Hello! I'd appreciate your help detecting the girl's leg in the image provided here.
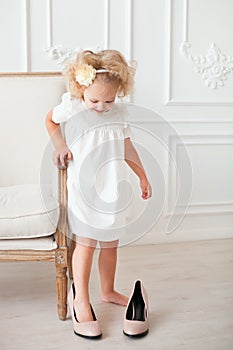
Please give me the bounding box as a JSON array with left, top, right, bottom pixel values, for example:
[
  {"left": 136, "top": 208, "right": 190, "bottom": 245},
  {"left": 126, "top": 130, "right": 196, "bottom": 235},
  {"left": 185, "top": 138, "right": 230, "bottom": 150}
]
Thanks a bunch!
[
  {"left": 98, "top": 240, "right": 128, "bottom": 306},
  {"left": 72, "top": 237, "right": 97, "bottom": 322}
]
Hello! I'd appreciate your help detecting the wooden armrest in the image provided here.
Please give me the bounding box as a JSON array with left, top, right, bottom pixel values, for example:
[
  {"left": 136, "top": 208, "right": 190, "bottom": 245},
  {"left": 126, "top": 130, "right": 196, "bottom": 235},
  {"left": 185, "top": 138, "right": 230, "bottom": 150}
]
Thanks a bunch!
[{"left": 56, "top": 167, "right": 67, "bottom": 247}]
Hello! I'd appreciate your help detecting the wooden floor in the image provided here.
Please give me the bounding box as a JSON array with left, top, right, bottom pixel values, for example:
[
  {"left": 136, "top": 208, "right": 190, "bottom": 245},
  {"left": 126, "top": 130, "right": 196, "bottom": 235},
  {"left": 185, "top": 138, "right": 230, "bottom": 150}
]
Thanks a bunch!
[{"left": 0, "top": 238, "right": 233, "bottom": 350}]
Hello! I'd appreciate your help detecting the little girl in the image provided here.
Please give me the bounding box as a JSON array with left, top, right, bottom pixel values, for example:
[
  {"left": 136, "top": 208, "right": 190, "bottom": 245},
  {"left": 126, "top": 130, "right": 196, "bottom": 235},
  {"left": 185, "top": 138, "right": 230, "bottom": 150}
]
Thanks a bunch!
[{"left": 46, "top": 49, "right": 152, "bottom": 339}]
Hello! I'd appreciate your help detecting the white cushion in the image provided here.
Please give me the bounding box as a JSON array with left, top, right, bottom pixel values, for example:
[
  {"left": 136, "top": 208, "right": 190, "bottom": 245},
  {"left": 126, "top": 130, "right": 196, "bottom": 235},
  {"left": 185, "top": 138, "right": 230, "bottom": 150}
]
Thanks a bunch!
[
  {"left": 0, "top": 235, "right": 57, "bottom": 250},
  {"left": 0, "top": 184, "right": 59, "bottom": 239}
]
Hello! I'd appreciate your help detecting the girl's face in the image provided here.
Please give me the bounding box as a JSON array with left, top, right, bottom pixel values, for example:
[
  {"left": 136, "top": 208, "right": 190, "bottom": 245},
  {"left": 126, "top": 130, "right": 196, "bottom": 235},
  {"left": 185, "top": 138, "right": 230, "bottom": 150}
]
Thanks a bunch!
[{"left": 83, "top": 79, "right": 119, "bottom": 114}]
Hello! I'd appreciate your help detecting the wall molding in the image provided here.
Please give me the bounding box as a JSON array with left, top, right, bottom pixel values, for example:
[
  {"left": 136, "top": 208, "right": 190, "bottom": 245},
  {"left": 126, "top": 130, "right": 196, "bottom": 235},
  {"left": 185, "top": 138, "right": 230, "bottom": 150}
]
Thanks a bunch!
[
  {"left": 180, "top": 0, "right": 233, "bottom": 90},
  {"left": 126, "top": 0, "right": 133, "bottom": 102},
  {"left": 165, "top": 0, "right": 233, "bottom": 106},
  {"left": 46, "top": 0, "right": 53, "bottom": 48},
  {"left": 135, "top": 119, "right": 233, "bottom": 124},
  {"left": 165, "top": 0, "right": 172, "bottom": 105},
  {"left": 180, "top": 46, "right": 233, "bottom": 90},
  {"left": 126, "top": 0, "right": 133, "bottom": 62},
  {"left": 0, "top": 72, "right": 61, "bottom": 77},
  {"left": 104, "top": 0, "right": 110, "bottom": 49},
  {"left": 133, "top": 228, "right": 233, "bottom": 245},
  {"left": 22, "top": 0, "right": 31, "bottom": 72},
  {"left": 166, "top": 133, "right": 233, "bottom": 216}
]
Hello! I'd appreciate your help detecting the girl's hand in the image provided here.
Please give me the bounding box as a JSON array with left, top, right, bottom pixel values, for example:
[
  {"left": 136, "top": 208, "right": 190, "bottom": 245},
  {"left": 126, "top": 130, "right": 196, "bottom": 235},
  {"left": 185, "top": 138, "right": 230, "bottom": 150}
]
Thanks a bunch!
[
  {"left": 140, "top": 177, "right": 152, "bottom": 200},
  {"left": 53, "top": 146, "right": 72, "bottom": 169}
]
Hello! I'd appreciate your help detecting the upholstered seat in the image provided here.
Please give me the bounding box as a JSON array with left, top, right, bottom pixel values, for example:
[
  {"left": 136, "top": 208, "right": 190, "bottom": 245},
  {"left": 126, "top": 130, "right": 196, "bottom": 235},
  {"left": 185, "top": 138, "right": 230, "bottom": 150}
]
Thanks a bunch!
[
  {"left": 0, "top": 184, "right": 59, "bottom": 240},
  {"left": 0, "top": 74, "right": 69, "bottom": 320}
]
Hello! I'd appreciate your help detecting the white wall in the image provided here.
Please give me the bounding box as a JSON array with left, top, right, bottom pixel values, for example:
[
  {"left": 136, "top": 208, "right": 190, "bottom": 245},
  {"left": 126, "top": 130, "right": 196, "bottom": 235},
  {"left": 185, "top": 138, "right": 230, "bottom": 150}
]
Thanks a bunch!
[{"left": 1, "top": 0, "right": 233, "bottom": 244}]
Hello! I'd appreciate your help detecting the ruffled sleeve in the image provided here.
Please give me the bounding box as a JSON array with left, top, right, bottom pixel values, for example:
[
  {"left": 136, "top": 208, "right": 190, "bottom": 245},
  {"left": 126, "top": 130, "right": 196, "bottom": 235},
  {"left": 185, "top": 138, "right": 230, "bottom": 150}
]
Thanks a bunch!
[{"left": 52, "top": 92, "right": 83, "bottom": 124}]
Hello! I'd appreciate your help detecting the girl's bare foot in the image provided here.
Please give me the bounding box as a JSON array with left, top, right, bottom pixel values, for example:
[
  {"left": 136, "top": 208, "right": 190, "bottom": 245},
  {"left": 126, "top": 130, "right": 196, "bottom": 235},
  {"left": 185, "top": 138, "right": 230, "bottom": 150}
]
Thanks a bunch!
[
  {"left": 101, "top": 291, "right": 129, "bottom": 306},
  {"left": 73, "top": 300, "right": 94, "bottom": 323}
]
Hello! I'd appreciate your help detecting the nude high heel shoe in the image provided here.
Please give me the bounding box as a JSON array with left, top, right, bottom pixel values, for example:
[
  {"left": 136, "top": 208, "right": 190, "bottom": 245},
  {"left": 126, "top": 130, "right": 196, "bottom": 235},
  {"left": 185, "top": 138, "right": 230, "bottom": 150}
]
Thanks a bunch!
[
  {"left": 123, "top": 280, "right": 149, "bottom": 337},
  {"left": 68, "top": 283, "right": 102, "bottom": 339}
]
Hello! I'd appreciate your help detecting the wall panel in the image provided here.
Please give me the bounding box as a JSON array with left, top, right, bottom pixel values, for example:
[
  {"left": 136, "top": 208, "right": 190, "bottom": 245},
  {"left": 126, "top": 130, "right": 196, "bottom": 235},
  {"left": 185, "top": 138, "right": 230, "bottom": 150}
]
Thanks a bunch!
[
  {"left": 166, "top": 0, "right": 233, "bottom": 105},
  {"left": 0, "top": 0, "right": 26, "bottom": 71},
  {"left": 1, "top": 0, "right": 232, "bottom": 244}
]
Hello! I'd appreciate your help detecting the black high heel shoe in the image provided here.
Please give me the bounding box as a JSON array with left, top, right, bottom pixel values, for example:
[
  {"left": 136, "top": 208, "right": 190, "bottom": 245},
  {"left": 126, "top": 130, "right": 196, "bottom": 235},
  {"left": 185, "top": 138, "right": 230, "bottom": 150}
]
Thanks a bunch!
[{"left": 123, "top": 280, "right": 149, "bottom": 337}]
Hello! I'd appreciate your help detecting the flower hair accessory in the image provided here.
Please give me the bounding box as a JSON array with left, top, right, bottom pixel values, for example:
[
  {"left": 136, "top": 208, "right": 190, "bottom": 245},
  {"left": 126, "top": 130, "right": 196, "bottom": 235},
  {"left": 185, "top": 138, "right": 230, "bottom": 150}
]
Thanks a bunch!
[{"left": 75, "top": 64, "right": 110, "bottom": 86}]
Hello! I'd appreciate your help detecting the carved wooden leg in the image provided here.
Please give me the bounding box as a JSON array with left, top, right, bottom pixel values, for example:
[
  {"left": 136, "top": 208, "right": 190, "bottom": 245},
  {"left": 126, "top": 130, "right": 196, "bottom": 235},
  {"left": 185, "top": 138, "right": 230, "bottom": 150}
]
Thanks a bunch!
[{"left": 55, "top": 247, "right": 68, "bottom": 320}]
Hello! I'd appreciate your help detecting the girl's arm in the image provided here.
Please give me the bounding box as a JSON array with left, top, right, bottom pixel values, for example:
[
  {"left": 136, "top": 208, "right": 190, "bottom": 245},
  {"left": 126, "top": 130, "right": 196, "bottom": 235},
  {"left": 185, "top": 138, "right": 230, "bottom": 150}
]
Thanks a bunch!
[
  {"left": 45, "top": 110, "right": 72, "bottom": 168},
  {"left": 124, "top": 137, "right": 152, "bottom": 200}
]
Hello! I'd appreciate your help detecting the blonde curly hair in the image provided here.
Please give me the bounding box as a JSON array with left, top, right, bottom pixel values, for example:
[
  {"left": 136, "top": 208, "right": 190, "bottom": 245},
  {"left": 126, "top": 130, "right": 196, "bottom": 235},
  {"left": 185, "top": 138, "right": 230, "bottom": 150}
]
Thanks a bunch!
[{"left": 64, "top": 49, "right": 136, "bottom": 98}]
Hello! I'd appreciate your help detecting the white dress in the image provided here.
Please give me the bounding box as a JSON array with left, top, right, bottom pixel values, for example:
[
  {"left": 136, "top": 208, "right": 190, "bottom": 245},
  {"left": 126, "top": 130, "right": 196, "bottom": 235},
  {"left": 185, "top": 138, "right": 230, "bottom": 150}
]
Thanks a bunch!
[{"left": 52, "top": 92, "right": 132, "bottom": 242}]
